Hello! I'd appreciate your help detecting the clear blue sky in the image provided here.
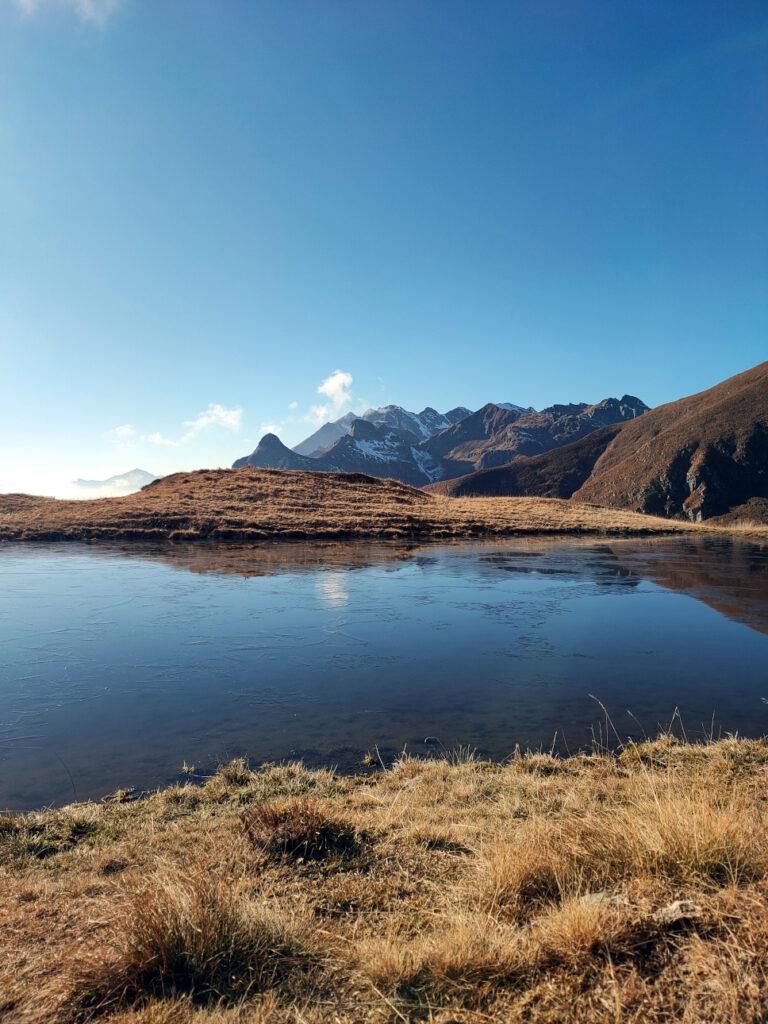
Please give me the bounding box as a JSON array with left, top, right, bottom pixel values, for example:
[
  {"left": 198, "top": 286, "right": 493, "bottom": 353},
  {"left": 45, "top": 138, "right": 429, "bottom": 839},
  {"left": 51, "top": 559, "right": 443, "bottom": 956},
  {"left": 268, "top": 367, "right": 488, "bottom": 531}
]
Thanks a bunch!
[{"left": 1, "top": 0, "right": 766, "bottom": 494}]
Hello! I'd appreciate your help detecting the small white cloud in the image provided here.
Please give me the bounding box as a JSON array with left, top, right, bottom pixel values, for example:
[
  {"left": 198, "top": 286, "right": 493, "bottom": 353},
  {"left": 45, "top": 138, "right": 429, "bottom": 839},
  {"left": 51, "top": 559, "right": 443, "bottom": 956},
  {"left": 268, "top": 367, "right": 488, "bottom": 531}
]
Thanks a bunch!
[
  {"left": 288, "top": 401, "right": 299, "bottom": 410},
  {"left": 308, "top": 369, "right": 355, "bottom": 426},
  {"left": 13, "top": 0, "right": 121, "bottom": 23},
  {"left": 318, "top": 369, "right": 353, "bottom": 408},
  {"left": 105, "top": 423, "right": 136, "bottom": 443}
]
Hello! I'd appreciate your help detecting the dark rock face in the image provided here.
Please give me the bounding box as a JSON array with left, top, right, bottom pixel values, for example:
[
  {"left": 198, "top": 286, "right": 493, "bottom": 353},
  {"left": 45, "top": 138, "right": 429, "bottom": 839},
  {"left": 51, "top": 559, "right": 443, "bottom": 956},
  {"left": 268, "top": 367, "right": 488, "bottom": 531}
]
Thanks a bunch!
[
  {"left": 233, "top": 435, "right": 318, "bottom": 471},
  {"left": 638, "top": 424, "right": 768, "bottom": 521},
  {"left": 468, "top": 397, "right": 650, "bottom": 469},
  {"left": 425, "top": 425, "right": 624, "bottom": 498}
]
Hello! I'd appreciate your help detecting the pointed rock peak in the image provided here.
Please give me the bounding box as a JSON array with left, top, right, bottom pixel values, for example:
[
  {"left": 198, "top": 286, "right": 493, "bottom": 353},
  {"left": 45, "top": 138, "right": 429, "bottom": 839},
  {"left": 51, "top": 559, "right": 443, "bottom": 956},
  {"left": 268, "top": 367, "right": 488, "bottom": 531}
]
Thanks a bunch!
[
  {"left": 256, "top": 432, "right": 292, "bottom": 452},
  {"left": 620, "top": 395, "right": 649, "bottom": 410}
]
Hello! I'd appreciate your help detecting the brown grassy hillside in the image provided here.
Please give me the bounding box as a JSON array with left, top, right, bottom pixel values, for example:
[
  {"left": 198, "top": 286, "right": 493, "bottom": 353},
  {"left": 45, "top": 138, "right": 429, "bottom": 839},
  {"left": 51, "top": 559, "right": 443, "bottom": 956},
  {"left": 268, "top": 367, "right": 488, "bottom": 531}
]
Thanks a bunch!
[
  {"left": 574, "top": 361, "right": 768, "bottom": 520},
  {"left": 4, "top": 737, "right": 768, "bottom": 1023},
  {"left": 430, "top": 363, "right": 768, "bottom": 524},
  {"left": 0, "top": 467, "right": 695, "bottom": 542}
]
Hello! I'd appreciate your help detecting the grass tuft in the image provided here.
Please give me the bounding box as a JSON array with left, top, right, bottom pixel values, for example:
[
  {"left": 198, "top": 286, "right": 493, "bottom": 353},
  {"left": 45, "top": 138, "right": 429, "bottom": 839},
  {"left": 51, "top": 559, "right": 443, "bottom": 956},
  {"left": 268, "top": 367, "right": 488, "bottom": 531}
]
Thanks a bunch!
[
  {"left": 70, "top": 869, "right": 319, "bottom": 1015},
  {"left": 242, "top": 798, "right": 361, "bottom": 862}
]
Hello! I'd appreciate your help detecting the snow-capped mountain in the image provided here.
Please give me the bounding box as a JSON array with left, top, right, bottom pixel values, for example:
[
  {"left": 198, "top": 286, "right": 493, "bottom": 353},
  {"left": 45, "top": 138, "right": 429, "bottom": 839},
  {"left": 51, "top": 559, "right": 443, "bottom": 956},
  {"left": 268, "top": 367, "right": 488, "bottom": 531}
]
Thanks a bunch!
[
  {"left": 292, "top": 404, "right": 471, "bottom": 457},
  {"left": 234, "top": 421, "right": 442, "bottom": 485},
  {"left": 496, "top": 402, "right": 536, "bottom": 413},
  {"left": 232, "top": 397, "right": 648, "bottom": 487},
  {"left": 292, "top": 412, "right": 360, "bottom": 457}
]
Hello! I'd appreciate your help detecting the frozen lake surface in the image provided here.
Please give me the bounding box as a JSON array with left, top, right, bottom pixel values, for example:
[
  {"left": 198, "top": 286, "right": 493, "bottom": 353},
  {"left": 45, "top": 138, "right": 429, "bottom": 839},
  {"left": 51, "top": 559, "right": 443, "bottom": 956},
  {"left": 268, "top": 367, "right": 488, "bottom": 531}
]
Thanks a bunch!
[{"left": 1, "top": 535, "right": 767, "bottom": 809}]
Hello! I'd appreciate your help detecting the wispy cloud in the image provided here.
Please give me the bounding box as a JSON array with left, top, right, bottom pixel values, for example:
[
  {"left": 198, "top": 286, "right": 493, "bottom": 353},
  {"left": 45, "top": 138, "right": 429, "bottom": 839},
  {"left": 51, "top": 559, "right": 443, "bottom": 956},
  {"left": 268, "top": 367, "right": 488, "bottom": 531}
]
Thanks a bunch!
[
  {"left": 182, "top": 403, "right": 242, "bottom": 440},
  {"left": 145, "top": 404, "right": 243, "bottom": 447},
  {"left": 12, "top": 0, "right": 122, "bottom": 24},
  {"left": 308, "top": 369, "right": 355, "bottom": 426},
  {"left": 105, "top": 423, "right": 136, "bottom": 444},
  {"left": 106, "top": 405, "right": 242, "bottom": 449},
  {"left": 145, "top": 431, "right": 180, "bottom": 448}
]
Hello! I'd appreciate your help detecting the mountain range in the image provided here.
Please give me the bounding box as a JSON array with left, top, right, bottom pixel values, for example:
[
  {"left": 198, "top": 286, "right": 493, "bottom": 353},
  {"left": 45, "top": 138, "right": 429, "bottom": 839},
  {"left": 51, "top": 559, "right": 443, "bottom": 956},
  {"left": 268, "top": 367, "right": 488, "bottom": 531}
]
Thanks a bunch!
[
  {"left": 293, "top": 404, "right": 473, "bottom": 457},
  {"left": 428, "top": 362, "right": 768, "bottom": 523},
  {"left": 233, "top": 397, "right": 648, "bottom": 487}
]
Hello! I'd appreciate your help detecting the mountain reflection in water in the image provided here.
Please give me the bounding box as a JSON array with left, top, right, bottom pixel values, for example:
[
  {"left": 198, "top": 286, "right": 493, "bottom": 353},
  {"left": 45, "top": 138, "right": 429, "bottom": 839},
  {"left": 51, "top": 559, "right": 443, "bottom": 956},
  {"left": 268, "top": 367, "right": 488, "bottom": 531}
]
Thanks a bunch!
[{"left": 0, "top": 535, "right": 766, "bottom": 809}]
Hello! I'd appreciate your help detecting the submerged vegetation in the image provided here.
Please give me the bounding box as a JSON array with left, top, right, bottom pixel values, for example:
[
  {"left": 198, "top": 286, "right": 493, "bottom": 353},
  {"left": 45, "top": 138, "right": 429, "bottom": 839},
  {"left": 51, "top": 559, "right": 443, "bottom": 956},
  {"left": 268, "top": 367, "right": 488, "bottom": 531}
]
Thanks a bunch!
[{"left": 4, "top": 736, "right": 768, "bottom": 1022}]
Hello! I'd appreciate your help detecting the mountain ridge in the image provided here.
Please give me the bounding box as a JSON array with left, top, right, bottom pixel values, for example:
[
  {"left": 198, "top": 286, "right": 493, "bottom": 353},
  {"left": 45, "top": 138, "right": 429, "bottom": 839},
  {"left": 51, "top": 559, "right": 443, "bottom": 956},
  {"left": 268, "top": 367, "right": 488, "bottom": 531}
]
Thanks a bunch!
[
  {"left": 429, "top": 363, "right": 768, "bottom": 523},
  {"left": 234, "top": 397, "right": 646, "bottom": 486},
  {"left": 292, "top": 404, "right": 472, "bottom": 457}
]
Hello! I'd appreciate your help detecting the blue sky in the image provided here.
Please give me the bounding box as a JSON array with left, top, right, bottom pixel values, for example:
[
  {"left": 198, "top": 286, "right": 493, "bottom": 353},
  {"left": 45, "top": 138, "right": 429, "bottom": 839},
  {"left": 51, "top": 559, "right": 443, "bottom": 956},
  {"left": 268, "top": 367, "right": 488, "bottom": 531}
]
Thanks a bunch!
[{"left": 1, "top": 0, "right": 766, "bottom": 494}]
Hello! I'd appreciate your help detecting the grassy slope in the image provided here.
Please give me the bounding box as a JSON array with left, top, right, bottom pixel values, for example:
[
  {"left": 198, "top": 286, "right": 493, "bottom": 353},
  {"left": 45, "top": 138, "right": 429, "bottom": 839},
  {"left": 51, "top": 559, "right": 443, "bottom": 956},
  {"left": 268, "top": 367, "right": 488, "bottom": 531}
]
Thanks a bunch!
[
  {"left": 574, "top": 361, "right": 768, "bottom": 516},
  {"left": 4, "top": 737, "right": 768, "bottom": 1023},
  {"left": 0, "top": 467, "right": 699, "bottom": 542}
]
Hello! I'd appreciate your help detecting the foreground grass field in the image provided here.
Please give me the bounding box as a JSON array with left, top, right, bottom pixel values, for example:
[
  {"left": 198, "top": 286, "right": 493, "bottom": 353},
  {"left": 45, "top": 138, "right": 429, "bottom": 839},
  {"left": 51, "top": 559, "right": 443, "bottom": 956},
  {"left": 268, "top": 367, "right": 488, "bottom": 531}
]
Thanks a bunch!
[
  {"left": 0, "top": 467, "right": 703, "bottom": 543},
  {"left": 4, "top": 737, "right": 768, "bottom": 1023}
]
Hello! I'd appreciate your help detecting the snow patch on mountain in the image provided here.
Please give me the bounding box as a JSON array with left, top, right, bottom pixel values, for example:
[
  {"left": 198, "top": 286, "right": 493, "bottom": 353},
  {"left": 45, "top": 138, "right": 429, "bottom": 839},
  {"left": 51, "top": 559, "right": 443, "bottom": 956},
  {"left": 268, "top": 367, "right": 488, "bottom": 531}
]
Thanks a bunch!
[
  {"left": 496, "top": 403, "right": 535, "bottom": 413},
  {"left": 411, "top": 448, "right": 444, "bottom": 482}
]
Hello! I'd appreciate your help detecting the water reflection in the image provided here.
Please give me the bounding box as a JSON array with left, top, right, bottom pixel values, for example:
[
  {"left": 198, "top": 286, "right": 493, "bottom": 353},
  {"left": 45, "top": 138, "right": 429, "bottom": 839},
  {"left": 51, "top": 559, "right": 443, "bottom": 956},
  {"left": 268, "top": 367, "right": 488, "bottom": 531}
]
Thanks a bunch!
[
  {"left": 0, "top": 535, "right": 766, "bottom": 810},
  {"left": 315, "top": 572, "right": 349, "bottom": 608},
  {"left": 64, "top": 534, "right": 768, "bottom": 635}
]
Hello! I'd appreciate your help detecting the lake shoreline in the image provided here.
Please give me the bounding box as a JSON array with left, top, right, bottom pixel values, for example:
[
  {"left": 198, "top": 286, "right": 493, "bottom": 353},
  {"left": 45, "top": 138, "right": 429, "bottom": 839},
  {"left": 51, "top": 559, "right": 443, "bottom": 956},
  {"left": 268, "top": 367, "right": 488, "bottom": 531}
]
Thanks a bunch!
[{"left": 0, "top": 465, "right": 732, "bottom": 545}]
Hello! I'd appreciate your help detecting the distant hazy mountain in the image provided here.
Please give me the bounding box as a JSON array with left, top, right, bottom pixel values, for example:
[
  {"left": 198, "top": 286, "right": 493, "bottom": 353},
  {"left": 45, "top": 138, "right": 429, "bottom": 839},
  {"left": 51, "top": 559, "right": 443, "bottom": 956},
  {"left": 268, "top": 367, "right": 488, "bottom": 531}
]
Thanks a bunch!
[
  {"left": 234, "top": 396, "right": 647, "bottom": 487},
  {"left": 292, "top": 404, "right": 471, "bottom": 457},
  {"left": 72, "top": 469, "right": 158, "bottom": 497}
]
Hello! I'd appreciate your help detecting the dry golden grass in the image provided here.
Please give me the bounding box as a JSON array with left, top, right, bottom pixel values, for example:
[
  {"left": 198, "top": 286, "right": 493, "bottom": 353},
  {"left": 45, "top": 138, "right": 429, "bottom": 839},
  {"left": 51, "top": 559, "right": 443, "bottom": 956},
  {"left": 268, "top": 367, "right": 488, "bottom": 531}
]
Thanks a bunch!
[
  {"left": 241, "top": 798, "right": 360, "bottom": 862},
  {"left": 4, "top": 738, "right": 768, "bottom": 1022},
  {"left": 0, "top": 467, "right": 704, "bottom": 543}
]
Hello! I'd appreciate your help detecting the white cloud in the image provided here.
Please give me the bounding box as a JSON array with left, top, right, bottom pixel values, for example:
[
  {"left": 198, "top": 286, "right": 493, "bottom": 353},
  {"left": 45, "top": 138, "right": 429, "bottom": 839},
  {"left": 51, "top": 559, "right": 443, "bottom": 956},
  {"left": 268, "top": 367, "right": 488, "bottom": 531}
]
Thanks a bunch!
[
  {"left": 309, "top": 369, "right": 355, "bottom": 426},
  {"left": 181, "top": 403, "right": 242, "bottom": 442},
  {"left": 105, "top": 423, "right": 136, "bottom": 443},
  {"left": 318, "top": 369, "right": 353, "bottom": 407},
  {"left": 12, "top": 0, "right": 121, "bottom": 23},
  {"left": 146, "top": 431, "right": 180, "bottom": 448},
  {"left": 259, "top": 423, "right": 282, "bottom": 437},
  {"left": 288, "top": 401, "right": 299, "bottom": 410}
]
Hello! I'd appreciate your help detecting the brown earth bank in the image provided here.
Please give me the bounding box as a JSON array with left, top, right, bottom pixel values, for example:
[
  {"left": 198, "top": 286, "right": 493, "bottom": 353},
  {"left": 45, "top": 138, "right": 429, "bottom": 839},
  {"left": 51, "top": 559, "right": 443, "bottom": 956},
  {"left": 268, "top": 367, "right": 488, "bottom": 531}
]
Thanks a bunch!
[
  {"left": 0, "top": 467, "right": 699, "bottom": 543},
  {"left": 4, "top": 737, "right": 768, "bottom": 1023},
  {"left": 428, "top": 361, "right": 768, "bottom": 523}
]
